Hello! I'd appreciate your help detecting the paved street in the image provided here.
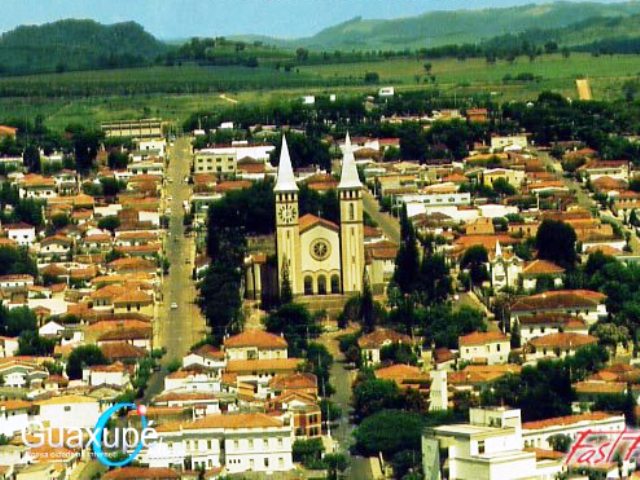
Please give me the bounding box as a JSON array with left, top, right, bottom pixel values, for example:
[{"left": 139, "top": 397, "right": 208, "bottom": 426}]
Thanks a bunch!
[
  {"left": 146, "top": 137, "right": 206, "bottom": 400},
  {"left": 363, "top": 189, "right": 400, "bottom": 244},
  {"left": 156, "top": 136, "right": 206, "bottom": 360}
]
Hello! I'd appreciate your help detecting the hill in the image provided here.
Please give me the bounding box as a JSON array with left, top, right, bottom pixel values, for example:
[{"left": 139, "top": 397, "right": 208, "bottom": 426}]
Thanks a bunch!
[
  {"left": 232, "top": 1, "right": 640, "bottom": 51},
  {"left": 0, "top": 19, "right": 168, "bottom": 75}
]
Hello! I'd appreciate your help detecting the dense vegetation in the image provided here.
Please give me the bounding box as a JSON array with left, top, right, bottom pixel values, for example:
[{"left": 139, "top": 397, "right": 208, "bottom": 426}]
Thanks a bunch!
[{"left": 0, "top": 19, "right": 167, "bottom": 75}]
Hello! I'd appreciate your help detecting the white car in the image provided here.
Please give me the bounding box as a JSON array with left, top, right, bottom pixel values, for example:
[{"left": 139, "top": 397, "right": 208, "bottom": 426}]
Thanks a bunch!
[{"left": 170, "top": 302, "right": 178, "bottom": 309}]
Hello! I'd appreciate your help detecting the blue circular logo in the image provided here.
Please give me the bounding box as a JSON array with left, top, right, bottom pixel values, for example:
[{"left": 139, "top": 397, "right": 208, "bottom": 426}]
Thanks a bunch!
[{"left": 92, "top": 402, "right": 149, "bottom": 468}]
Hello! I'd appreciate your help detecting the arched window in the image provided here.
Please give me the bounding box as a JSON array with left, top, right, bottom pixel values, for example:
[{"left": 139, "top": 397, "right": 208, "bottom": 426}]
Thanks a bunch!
[
  {"left": 304, "top": 276, "right": 313, "bottom": 295},
  {"left": 317, "top": 275, "right": 327, "bottom": 295},
  {"left": 349, "top": 203, "right": 355, "bottom": 221},
  {"left": 331, "top": 274, "right": 340, "bottom": 294}
]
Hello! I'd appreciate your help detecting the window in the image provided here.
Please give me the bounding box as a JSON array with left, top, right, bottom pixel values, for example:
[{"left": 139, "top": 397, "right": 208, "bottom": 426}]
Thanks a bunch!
[
  {"left": 478, "top": 441, "right": 485, "bottom": 454},
  {"left": 496, "top": 344, "right": 501, "bottom": 352},
  {"left": 249, "top": 439, "right": 254, "bottom": 449},
  {"left": 264, "top": 458, "right": 269, "bottom": 468},
  {"left": 64, "top": 406, "right": 71, "bottom": 412}
]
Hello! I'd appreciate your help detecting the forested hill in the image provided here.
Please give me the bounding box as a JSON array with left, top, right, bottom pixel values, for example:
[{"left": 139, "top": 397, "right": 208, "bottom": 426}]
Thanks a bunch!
[
  {"left": 0, "top": 19, "right": 168, "bottom": 75},
  {"left": 234, "top": 1, "right": 640, "bottom": 50}
]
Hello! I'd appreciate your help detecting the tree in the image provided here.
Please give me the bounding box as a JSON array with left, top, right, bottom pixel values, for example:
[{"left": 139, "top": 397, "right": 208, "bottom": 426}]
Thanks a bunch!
[
  {"left": 107, "top": 151, "right": 129, "bottom": 169},
  {"left": 0, "top": 246, "right": 38, "bottom": 277},
  {"left": 352, "top": 377, "right": 401, "bottom": 421},
  {"left": 535, "top": 219, "right": 577, "bottom": 269},
  {"left": 67, "top": 125, "right": 103, "bottom": 171},
  {"left": 591, "top": 323, "right": 630, "bottom": 352},
  {"left": 17, "top": 331, "right": 55, "bottom": 356},
  {"left": 492, "top": 178, "right": 516, "bottom": 196},
  {"left": 360, "top": 274, "right": 375, "bottom": 333},
  {"left": 324, "top": 453, "right": 348, "bottom": 480},
  {"left": 353, "top": 409, "right": 426, "bottom": 457},
  {"left": 417, "top": 252, "right": 451, "bottom": 305},
  {"left": 264, "top": 303, "right": 321, "bottom": 357},
  {"left": 198, "top": 260, "right": 243, "bottom": 343},
  {"left": 393, "top": 205, "right": 420, "bottom": 294},
  {"left": 2, "top": 306, "right": 37, "bottom": 336},
  {"left": 292, "top": 438, "right": 323, "bottom": 467},
  {"left": 66, "top": 345, "right": 109, "bottom": 379},
  {"left": 280, "top": 262, "right": 293, "bottom": 305},
  {"left": 23, "top": 144, "right": 40, "bottom": 172},
  {"left": 50, "top": 213, "right": 70, "bottom": 231},
  {"left": 303, "top": 342, "right": 334, "bottom": 396},
  {"left": 460, "top": 245, "right": 489, "bottom": 286},
  {"left": 98, "top": 215, "right": 120, "bottom": 232},
  {"left": 421, "top": 305, "right": 485, "bottom": 349},
  {"left": 364, "top": 72, "right": 380, "bottom": 84},
  {"left": 548, "top": 434, "right": 572, "bottom": 453}
]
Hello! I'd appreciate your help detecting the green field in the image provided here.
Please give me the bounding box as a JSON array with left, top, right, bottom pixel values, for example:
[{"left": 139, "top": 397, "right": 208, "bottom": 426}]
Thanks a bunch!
[{"left": 1, "top": 53, "right": 638, "bottom": 131}]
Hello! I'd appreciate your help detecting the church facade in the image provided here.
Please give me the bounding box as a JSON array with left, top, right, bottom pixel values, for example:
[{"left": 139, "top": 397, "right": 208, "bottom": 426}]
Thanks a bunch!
[{"left": 274, "top": 134, "right": 365, "bottom": 297}]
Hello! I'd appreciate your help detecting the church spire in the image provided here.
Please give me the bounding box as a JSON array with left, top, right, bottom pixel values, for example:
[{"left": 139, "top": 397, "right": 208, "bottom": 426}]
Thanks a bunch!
[
  {"left": 338, "top": 131, "right": 363, "bottom": 190},
  {"left": 274, "top": 134, "right": 298, "bottom": 192}
]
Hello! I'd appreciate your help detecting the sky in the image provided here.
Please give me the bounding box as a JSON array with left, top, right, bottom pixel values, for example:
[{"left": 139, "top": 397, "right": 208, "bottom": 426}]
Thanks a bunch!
[{"left": 0, "top": 0, "right": 630, "bottom": 39}]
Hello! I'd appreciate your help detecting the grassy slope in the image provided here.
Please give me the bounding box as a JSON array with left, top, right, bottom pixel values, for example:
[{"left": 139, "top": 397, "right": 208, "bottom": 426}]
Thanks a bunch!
[
  {"left": 233, "top": 1, "right": 640, "bottom": 50},
  {"left": 0, "top": 53, "right": 638, "bottom": 131}
]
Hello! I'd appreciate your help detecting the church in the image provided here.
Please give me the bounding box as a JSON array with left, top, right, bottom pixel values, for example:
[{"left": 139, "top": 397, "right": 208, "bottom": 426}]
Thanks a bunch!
[{"left": 274, "top": 133, "right": 365, "bottom": 297}]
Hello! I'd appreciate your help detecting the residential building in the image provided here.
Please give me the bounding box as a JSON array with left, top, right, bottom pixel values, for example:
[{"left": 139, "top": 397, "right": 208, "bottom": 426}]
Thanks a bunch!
[
  {"left": 358, "top": 328, "right": 413, "bottom": 366},
  {"left": 223, "top": 330, "right": 288, "bottom": 361},
  {"left": 526, "top": 332, "right": 598, "bottom": 362},
  {"left": 459, "top": 332, "right": 511, "bottom": 365},
  {"left": 511, "top": 290, "right": 607, "bottom": 325},
  {"left": 101, "top": 119, "right": 163, "bottom": 139},
  {"left": 0, "top": 400, "right": 31, "bottom": 437},
  {"left": 521, "top": 412, "right": 625, "bottom": 450},
  {"left": 142, "top": 413, "right": 294, "bottom": 473},
  {"left": 4, "top": 223, "right": 37, "bottom": 246},
  {"left": 423, "top": 407, "right": 564, "bottom": 480}
]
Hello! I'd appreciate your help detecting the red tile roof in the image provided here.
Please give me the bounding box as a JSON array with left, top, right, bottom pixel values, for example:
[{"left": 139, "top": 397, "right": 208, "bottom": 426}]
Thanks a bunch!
[{"left": 224, "top": 330, "right": 287, "bottom": 349}]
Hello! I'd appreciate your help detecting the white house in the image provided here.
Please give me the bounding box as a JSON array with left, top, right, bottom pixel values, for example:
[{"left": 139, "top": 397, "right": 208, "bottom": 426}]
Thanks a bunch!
[
  {"left": 4, "top": 223, "right": 36, "bottom": 246},
  {"left": 357, "top": 328, "right": 414, "bottom": 367},
  {"left": 34, "top": 395, "right": 101, "bottom": 429},
  {"left": 183, "top": 344, "right": 226, "bottom": 374},
  {"left": 164, "top": 368, "right": 222, "bottom": 393},
  {"left": 0, "top": 336, "right": 19, "bottom": 358},
  {"left": 137, "top": 139, "right": 166, "bottom": 159},
  {"left": 0, "top": 400, "right": 31, "bottom": 437},
  {"left": 0, "top": 274, "right": 34, "bottom": 290},
  {"left": 522, "top": 411, "right": 625, "bottom": 450},
  {"left": 0, "top": 361, "right": 48, "bottom": 388},
  {"left": 517, "top": 314, "right": 589, "bottom": 345},
  {"left": 38, "top": 321, "right": 65, "bottom": 338},
  {"left": 423, "top": 407, "right": 564, "bottom": 480},
  {"left": 459, "top": 331, "right": 510, "bottom": 365},
  {"left": 142, "top": 412, "right": 294, "bottom": 474},
  {"left": 490, "top": 134, "right": 529, "bottom": 152},
  {"left": 223, "top": 330, "right": 288, "bottom": 361},
  {"left": 84, "top": 362, "right": 131, "bottom": 388}
]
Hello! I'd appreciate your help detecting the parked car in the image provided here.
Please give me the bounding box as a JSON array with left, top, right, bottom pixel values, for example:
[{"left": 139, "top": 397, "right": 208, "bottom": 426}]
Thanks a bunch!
[{"left": 170, "top": 302, "right": 178, "bottom": 309}]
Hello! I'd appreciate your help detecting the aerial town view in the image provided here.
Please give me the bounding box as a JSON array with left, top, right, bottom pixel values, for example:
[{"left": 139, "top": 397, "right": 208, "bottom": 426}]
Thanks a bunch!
[{"left": 2, "top": 0, "right": 640, "bottom": 478}]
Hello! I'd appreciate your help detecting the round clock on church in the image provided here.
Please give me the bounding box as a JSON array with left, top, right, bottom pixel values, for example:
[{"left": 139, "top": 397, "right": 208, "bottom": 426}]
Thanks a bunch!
[
  {"left": 277, "top": 205, "right": 297, "bottom": 223},
  {"left": 310, "top": 239, "right": 331, "bottom": 261}
]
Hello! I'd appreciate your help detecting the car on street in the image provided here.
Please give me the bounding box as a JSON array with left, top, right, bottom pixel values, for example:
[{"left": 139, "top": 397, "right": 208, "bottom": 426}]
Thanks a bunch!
[{"left": 170, "top": 302, "right": 178, "bottom": 309}]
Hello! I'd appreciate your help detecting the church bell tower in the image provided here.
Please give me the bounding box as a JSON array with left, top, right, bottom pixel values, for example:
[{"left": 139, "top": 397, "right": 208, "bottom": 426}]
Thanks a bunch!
[
  {"left": 339, "top": 133, "right": 365, "bottom": 294},
  {"left": 274, "top": 135, "right": 303, "bottom": 296}
]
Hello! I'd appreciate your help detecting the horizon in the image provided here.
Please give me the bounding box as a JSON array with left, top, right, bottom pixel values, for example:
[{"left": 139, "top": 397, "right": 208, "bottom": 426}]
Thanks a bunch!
[{"left": 1, "top": 0, "right": 634, "bottom": 40}]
